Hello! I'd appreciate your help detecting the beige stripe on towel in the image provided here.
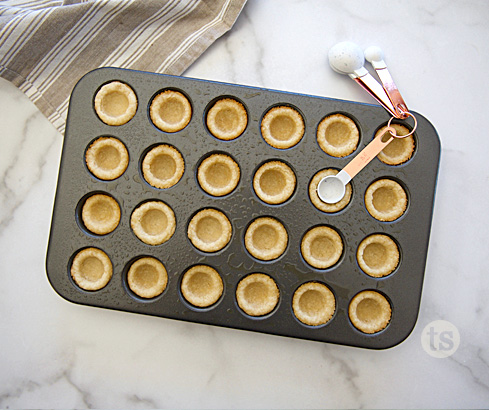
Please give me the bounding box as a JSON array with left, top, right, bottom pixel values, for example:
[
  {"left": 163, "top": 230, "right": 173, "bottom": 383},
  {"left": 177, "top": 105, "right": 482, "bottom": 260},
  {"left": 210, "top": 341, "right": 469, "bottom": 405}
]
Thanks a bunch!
[{"left": 0, "top": 0, "right": 247, "bottom": 134}]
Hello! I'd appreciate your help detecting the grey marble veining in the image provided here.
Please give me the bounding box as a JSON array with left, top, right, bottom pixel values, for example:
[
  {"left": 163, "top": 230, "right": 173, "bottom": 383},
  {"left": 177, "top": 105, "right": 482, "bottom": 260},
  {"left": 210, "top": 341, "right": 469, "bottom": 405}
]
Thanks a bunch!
[{"left": 1, "top": 0, "right": 489, "bottom": 408}]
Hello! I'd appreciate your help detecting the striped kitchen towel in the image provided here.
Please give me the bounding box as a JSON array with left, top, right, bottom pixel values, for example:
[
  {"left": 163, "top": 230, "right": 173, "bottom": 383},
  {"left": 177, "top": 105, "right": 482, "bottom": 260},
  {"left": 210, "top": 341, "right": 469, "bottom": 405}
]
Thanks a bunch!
[{"left": 0, "top": 0, "right": 247, "bottom": 134}]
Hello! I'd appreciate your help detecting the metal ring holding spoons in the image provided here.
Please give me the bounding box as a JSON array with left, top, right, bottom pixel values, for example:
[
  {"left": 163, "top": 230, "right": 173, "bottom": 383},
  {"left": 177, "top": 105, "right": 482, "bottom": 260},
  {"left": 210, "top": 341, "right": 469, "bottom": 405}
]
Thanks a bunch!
[{"left": 387, "top": 110, "right": 417, "bottom": 138}]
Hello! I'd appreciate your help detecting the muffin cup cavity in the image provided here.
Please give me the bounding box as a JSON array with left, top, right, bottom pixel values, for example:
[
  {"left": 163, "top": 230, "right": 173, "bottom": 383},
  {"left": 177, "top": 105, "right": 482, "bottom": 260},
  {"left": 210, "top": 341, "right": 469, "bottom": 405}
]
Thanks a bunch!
[
  {"left": 197, "top": 152, "right": 240, "bottom": 197},
  {"left": 206, "top": 97, "right": 248, "bottom": 140},
  {"left": 180, "top": 265, "right": 224, "bottom": 308},
  {"left": 131, "top": 200, "right": 176, "bottom": 246},
  {"left": 141, "top": 144, "right": 185, "bottom": 189},
  {"left": 261, "top": 105, "right": 304, "bottom": 149},
  {"left": 349, "top": 290, "right": 392, "bottom": 334},
  {"left": 70, "top": 247, "right": 112, "bottom": 291},
  {"left": 292, "top": 282, "right": 336, "bottom": 326},
  {"left": 94, "top": 81, "right": 137, "bottom": 126},
  {"left": 317, "top": 113, "right": 359, "bottom": 157},
  {"left": 365, "top": 178, "right": 408, "bottom": 222}
]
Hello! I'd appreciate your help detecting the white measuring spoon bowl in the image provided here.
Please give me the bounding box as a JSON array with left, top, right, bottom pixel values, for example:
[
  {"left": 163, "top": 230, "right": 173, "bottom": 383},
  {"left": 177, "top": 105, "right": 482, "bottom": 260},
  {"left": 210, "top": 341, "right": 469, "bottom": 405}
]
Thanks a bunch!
[
  {"left": 317, "top": 170, "right": 351, "bottom": 204},
  {"left": 328, "top": 41, "right": 367, "bottom": 77},
  {"left": 364, "top": 46, "right": 386, "bottom": 69}
]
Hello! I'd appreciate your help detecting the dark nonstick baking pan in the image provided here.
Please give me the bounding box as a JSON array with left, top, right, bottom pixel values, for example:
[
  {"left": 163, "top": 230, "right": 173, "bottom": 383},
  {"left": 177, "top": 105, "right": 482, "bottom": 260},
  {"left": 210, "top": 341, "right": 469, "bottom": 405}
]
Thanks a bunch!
[{"left": 46, "top": 67, "right": 440, "bottom": 349}]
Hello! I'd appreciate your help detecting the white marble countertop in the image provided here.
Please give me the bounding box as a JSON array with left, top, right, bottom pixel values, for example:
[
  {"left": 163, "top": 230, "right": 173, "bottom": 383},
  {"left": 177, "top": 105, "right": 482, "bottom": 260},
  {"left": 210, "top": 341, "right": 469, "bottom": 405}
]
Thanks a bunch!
[{"left": 1, "top": 0, "right": 488, "bottom": 408}]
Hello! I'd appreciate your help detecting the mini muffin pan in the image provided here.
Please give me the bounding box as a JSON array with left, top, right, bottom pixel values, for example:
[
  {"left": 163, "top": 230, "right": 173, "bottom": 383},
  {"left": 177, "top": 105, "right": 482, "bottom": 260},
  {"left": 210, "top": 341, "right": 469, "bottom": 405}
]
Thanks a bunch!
[{"left": 46, "top": 67, "right": 440, "bottom": 349}]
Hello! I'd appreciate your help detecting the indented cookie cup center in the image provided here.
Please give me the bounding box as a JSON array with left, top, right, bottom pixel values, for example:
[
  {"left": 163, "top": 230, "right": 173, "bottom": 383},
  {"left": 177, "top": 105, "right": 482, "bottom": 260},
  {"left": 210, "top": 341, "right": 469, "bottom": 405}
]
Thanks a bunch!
[
  {"left": 260, "top": 169, "right": 285, "bottom": 196},
  {"left": 80, "top": 256, "right": 104, "bottom": 282},
  {"left": 363, "top": 243, "right": 387, "bottom": 268},
  {"left": 158, "top": 98, "right": 186, "bottom": 125},
  {"left": 252, "top": 224, "right": 279, "bottom": 250},
  {"left": 95, "top": 145, "right": 121, "bottom": 170},
  {"left": 102, "top": 91, "right": 129, "bottom": 117},
  {"left": 151, "top": 154, "right": 176, "bottom": 181},
  {"left": 270, "top": 115, "right": 295, "bottom": 140},
  {"left": 372, "top": 187, "right": 397, "bottom": 212},
  {"left": 141, "top": 209, "right": 168, "bottom": 236},
  {"left": 196, "top": 216, "right": 223, "bottom": 244}
]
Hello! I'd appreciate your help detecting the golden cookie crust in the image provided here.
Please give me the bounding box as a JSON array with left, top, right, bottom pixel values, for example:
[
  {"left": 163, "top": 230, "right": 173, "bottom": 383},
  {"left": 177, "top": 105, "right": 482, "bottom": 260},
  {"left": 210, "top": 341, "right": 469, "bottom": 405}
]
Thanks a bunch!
[
  {"left": 261, "top": 106, "right": 304, "bottom": 149},
  {"left": 301, "top": 226, "right": 343, "bottom": 269},
  {"left": 292, "top": 282, "right": 335, "bottom": 326},
  {"left": 181, "top": 265, "right": 223, "bottom": 308},
  {"left": 206, "top": 98, "right": 247, "bottom": 140},
  {"left": 130, "top": 201, "right": 176, "bottom": 245},
  {"left": 85, "top": 137, "right": 129, "bottom": 181},
  {"left": 94, "top": 81, "right": 137, "bottom": 126},
  {"left": 71, "top": 247, "right": 112, "bottom": 291},
  {"left": 142, "top": 144, "right": 184, "bottom": 189},
  {"left": 349, "top": 290, "right": 392, "bottom": 334},
  {"left": 187, "top": 208, "right": 232, "bottom": 253},
  {"left": 197, "top": 153, "right": 240, "bottom": 197},
  {"left": 253, "top": 160, "right": 296, "bottom": 205},
  {"left": 309, "top": 168, "right": 352, "bottom": 213},
  {"left": 376, "top": 124, "right": 415, "bottom": 165},
  {"left": 81, "top": 193, "right": 120, "bottom": 235},
  {"left": 317, "top": 114, "right": 359, "bottom": 157},
  {"left": 244, "top": 217, "right": 288, "bottom": 261},
  {"left": 236, "top": 273, "right": 280, "bottom": 316},
  {"left": 127, "top": 257, "right": 168, "bottom": 299},
  {"left": 365, "top": 179, "right": 407, "bottom": 222},
  {"left": 150, "top": 90, "right": 192, "bottom": 132},
  {"left": 357, "top": 234, "right": 399, "bottom": 277}
]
